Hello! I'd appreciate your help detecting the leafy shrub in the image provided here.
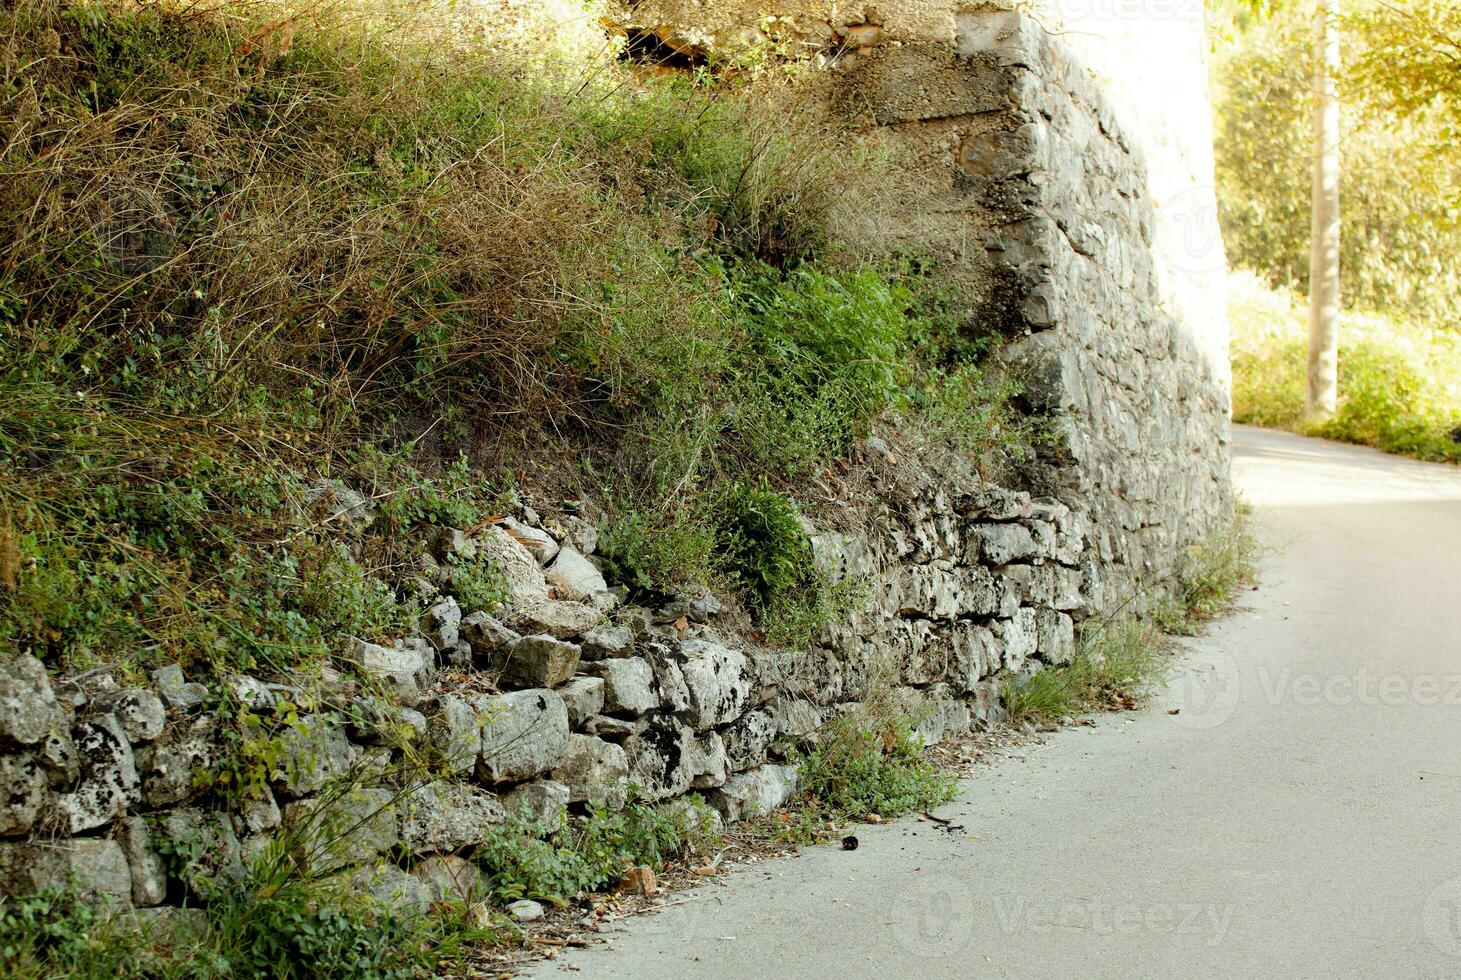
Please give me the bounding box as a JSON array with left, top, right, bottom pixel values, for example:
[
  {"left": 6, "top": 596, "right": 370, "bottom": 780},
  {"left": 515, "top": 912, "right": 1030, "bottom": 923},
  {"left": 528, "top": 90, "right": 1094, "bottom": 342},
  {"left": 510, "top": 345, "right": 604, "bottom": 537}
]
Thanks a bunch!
[
  {"left": 795, "top": 712, "right": 956, "bottom": 818},
  {"left": 716, "top": 481, "right": 808, "bottom": 608},
  {"left": 0, "top": 887, "right": 146, "bottom": 979},
  {"left": 596, "top": 505, "right": 717, "bottom": 596},
  {"left": 476, "top": 792, "right": 718, "bottom": 904}
]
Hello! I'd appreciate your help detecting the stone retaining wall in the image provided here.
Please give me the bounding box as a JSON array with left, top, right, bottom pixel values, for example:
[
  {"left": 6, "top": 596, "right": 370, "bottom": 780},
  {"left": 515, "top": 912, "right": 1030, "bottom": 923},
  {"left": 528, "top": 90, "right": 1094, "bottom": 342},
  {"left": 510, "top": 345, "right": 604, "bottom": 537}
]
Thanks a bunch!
[{"left": 0, "top": 452, "right": 1090, "bottom": 911}]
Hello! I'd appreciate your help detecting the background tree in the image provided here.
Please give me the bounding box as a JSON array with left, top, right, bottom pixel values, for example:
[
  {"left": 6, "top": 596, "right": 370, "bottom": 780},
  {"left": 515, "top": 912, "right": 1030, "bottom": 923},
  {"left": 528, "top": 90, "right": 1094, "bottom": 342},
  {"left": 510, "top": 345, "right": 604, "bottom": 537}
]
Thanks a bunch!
[{"left": 1308, "top": 0, "right": 1341, "bottom": 422}]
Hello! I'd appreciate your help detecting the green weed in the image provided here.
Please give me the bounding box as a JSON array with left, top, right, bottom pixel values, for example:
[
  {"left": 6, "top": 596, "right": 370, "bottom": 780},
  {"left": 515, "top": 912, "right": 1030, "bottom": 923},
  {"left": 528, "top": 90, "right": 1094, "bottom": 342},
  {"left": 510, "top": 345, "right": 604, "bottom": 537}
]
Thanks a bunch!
[
  {"left": 1004, "top": 618, "right": 1172, "bottom": 723},
  {"left": 794, "top": 711, "right": 957, "bottom": 820},
  {"left": 475, "top": 792, "right": 719, "bottom": 905}
]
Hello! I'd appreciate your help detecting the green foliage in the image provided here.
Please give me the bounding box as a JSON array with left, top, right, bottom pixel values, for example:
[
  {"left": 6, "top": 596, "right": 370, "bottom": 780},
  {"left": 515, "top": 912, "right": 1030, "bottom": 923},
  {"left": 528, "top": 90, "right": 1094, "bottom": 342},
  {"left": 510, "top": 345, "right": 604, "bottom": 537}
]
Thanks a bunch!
[
  {"left": 761, "top": 576, "right": 868, "bottom": 651},
  {"left": 1170, "top": 505, "right": 1261, "bottom": 630},
  {"left": 1212, "top": 3, "right": 1461, "bottom": 322},
  {"left": 716, "top": 481, "right": 808, "bottom": 607},
  {"left": 1228, "top": 271, "right": 1461, "bottom": 462},
  {"left": 596, "top": 505, "right": 717, "bottom": 595},
  {"left": 795, "top": 712, "right": 956, "bottom": 819},
  {"left": 0, "top": 888, "right": 145, "bottom": 979},
  {"left": 0, "top": 0, "right": 1029, "bottom": 677},
  {"left": 476, "top": 792, "right": 718, "bottom": 904},
  {"left": 444, "top": 550, "right": 509, "bottom": 615},
  {"left": 1004, "top": 618, "right": 1171, "bottom": 723}
]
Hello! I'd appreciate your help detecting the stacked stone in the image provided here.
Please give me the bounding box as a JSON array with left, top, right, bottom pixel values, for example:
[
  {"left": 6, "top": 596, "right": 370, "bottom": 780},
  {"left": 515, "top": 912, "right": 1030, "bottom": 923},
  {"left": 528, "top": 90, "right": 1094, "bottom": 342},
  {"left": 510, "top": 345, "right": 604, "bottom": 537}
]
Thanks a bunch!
[{"left": 0, "top": 470, "right": 1091, "bottom": 911}]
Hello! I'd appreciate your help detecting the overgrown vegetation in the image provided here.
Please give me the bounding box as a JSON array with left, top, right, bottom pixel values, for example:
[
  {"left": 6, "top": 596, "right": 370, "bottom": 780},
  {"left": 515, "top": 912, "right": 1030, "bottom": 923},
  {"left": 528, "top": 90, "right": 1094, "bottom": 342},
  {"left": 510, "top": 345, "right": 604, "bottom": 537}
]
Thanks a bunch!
[
  {"left": 1006, "top": 510, "right": 1260, "bottom": 722},
  {"left": 0, "top": 0, "right": 1029, "bottom": 679},
  {"left": 476, "top": 792, "right": 719, "bottom": 905},
  {"left": 793, "top": 710, "right": 957, "bottom": 820},
  {"left": 1228, "top": 272, "right": 1461, "bottom": 462}
]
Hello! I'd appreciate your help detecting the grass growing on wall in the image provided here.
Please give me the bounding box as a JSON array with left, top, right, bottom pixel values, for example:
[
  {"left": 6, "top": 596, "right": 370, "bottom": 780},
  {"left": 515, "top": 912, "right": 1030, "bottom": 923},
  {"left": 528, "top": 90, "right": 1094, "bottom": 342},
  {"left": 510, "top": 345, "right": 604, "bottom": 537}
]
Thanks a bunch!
[{"left": 0, "top": 0, "right": 1032, "bottom": 678}]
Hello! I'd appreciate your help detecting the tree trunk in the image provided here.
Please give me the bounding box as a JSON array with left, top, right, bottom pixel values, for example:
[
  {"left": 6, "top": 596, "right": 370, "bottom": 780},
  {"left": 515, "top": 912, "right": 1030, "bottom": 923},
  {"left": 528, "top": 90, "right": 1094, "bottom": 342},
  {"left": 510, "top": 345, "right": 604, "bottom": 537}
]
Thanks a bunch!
[{"left": 1307, "top": 0, "right": 1341, "bottom": 422}]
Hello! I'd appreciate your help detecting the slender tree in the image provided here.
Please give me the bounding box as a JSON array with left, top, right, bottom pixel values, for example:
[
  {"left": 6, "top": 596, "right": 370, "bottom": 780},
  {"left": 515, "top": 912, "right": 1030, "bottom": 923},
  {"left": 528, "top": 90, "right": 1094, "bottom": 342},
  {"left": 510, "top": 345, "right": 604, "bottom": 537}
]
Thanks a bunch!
[{"left": 1307, "top": 0, "right": 1341, "bottom": 422}]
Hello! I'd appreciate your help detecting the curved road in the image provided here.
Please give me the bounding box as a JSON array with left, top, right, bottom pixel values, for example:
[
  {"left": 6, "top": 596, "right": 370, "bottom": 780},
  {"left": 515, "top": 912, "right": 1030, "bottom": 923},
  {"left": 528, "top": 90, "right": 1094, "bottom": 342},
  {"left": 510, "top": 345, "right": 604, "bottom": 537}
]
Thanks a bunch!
[{"left": 532, "top": 426, "right": 1461, "bottom": 979}]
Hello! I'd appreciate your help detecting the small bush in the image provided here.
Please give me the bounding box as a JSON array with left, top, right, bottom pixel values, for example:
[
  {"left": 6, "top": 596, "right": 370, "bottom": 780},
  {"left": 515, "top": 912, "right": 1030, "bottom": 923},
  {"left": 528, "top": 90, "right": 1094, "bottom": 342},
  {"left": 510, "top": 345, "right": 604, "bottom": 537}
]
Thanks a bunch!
[
  {"left": 1004, "top": 618, "right": 1171, "bottom": 723},
  {"left": 795, "top": 712, "right": 956, "bottom": 819},
  {"left": 475, "top": 792, "right": 718, "bottom": 905},
  {"left": 0, "top": 887, "right": 150, "bottom": 979},
  {"left": 716, "top": 481, "right": 808, "bottom": 608}
]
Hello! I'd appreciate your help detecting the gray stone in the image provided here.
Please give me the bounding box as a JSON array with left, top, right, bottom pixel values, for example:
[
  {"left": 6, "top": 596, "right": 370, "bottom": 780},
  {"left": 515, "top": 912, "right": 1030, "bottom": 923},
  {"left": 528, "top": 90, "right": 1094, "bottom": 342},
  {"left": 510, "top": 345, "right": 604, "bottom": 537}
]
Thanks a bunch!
[
  {"left": 270, "top": 715, "right": 359, "bottom": 798},
  {"left": 422, "top": 694, "right": 480, "bottom": 776},
  {"left": 155, "top": 808, "right": 246, "bottom": 898},
  {"left": 477, "top": 525, "right": 551, "bottom": 612},
  {"left": 689, "top": 730, "right": 729, "bottom": 790},
  {"left": 766, "top": 696, "right": 824, "bottom": 738},
  {"left": 0, "top": 755, "right": 47, "bottom": 836},
  {"left": 460, "top": 612, "right": 520, "bottom": 656},
  {"left": 150, "top": 664, "right": 208, "bottom": 713},
  {"left": 0, "top": 655, "right": 64, "bottom": 748},
  {"left": 350, "top": 637, "right": 432, "bottom": 705},
  {"left": 422, "top": 596, "right": 462, "bottom": 652},
  {"left": 431, "top": 526, "right": 476, "bottom": 562},
  {"left": 136, "top": 715, "right": 215, "bottom": 807},
  {"left": 553, "top": 734, "right": 629, "bottom": 809},
  {"left": 585, "top": 658, "right": 659, "bottom": 717},
  {"left": 502, "top": 516, "right": 560, "bottom": 565},
  {"left": 350, "top": 861, "right": 433, "bottom": 915},
  {"left": 583, "top": 714, "right": 640, "bottom": 741},
  {"left": 995, "top": 608, "right": 1040, "bottom": 671},
  {"left": 223, "top": 677, "right": 274, "bottom": 714},
  {"left": 116, "top": 815, "right": 168, "bottom": 906},
  {"left": 562, "top": 515, "right": 599, "bottom": 556},
  {"left": 57, "top": 713, "right": 140, "bottom": 833},
  {"left": 1035, "top": 607, "right": 1077, "bottom": 664},
  {"left": 558, "top": 676, "right": 605, "bottom": 727},
  {"left": 236, "top": 791, "right": 282, "bottom": 835},
  {"left": 677, "top": 640, "right": 751, "bottom": 729},
  {"left": 623, "top": 716, "right": 699, "bottom": 800},
  {"left": 37, "top": 727, "right": 79, "bottom": 787},
  {"left": 473, "top": 689, "right": 571, "bottom": 783},
  {"left": 400, "top": 781, "right": 505, "bottom": 853},
  {"left": 514, "top": 599, "right": 604, "bottom": 640},
  {"left": 499, "top": 635, "right": 580, "bottom": 690},
  {"left": 545, "top": 547, "right": 611, "bottom": 609},
  {"left": 411, "top": 854, "right": 486, "bottom": 903},
  {"left": 971, "top": 522, "right": 1040, "bottom": 565},
  {"left": 643, "top": 644, "right": 690, "bottom": 713},
  {"left": 302, "top": 479, "right": 374, "bottom": 533},
  {"left": 507, "top": 898, "right": 544, "bottom": 922},
  {"left": 708, "top": 764, "right": 798, "bottom": 822},
  {"left": 722, "top": 709, "right": 776, "bottom": 772},
  {"left": 501, "top": 779, "right": 569, "bottom": 828},
  {"left": 580, "top": 624, "right": 633, "bottom": 661},
  {"left": 89, "top": 688, "right": 166, "bottom": 745},
  {"left": 0, "top": 838, "right": 133, "bottom": 906},
  {"left": 283, "top": 788, "right": 399, "bottom": 870}
]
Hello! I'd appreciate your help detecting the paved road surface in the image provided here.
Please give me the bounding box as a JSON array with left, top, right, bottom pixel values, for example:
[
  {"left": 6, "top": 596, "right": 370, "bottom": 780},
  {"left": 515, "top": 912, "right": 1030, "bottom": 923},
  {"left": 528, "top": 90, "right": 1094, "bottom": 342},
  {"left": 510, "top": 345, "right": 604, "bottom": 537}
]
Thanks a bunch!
[{"left": 531, "top": 426, "right": 1461, "bottom": 979}]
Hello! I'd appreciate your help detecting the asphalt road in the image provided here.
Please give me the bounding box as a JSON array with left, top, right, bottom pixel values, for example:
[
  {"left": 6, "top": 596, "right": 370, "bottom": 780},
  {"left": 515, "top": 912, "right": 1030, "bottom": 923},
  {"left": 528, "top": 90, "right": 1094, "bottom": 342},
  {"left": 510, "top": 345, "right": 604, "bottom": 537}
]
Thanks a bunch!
[{"left": 531, "top": 426, "right": 1461, "bottom": 979}]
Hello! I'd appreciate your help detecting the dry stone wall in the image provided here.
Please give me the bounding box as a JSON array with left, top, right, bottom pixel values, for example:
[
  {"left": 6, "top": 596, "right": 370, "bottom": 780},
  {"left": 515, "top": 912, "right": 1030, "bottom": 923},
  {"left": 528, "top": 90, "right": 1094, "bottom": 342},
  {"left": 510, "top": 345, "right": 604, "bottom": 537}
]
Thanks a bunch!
[
  {"left": 609, "top": 0, "right": 1234, "bottom": 606},
  {"left": 0, "top": 455, "right": 1090, "bottom": 911}
]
